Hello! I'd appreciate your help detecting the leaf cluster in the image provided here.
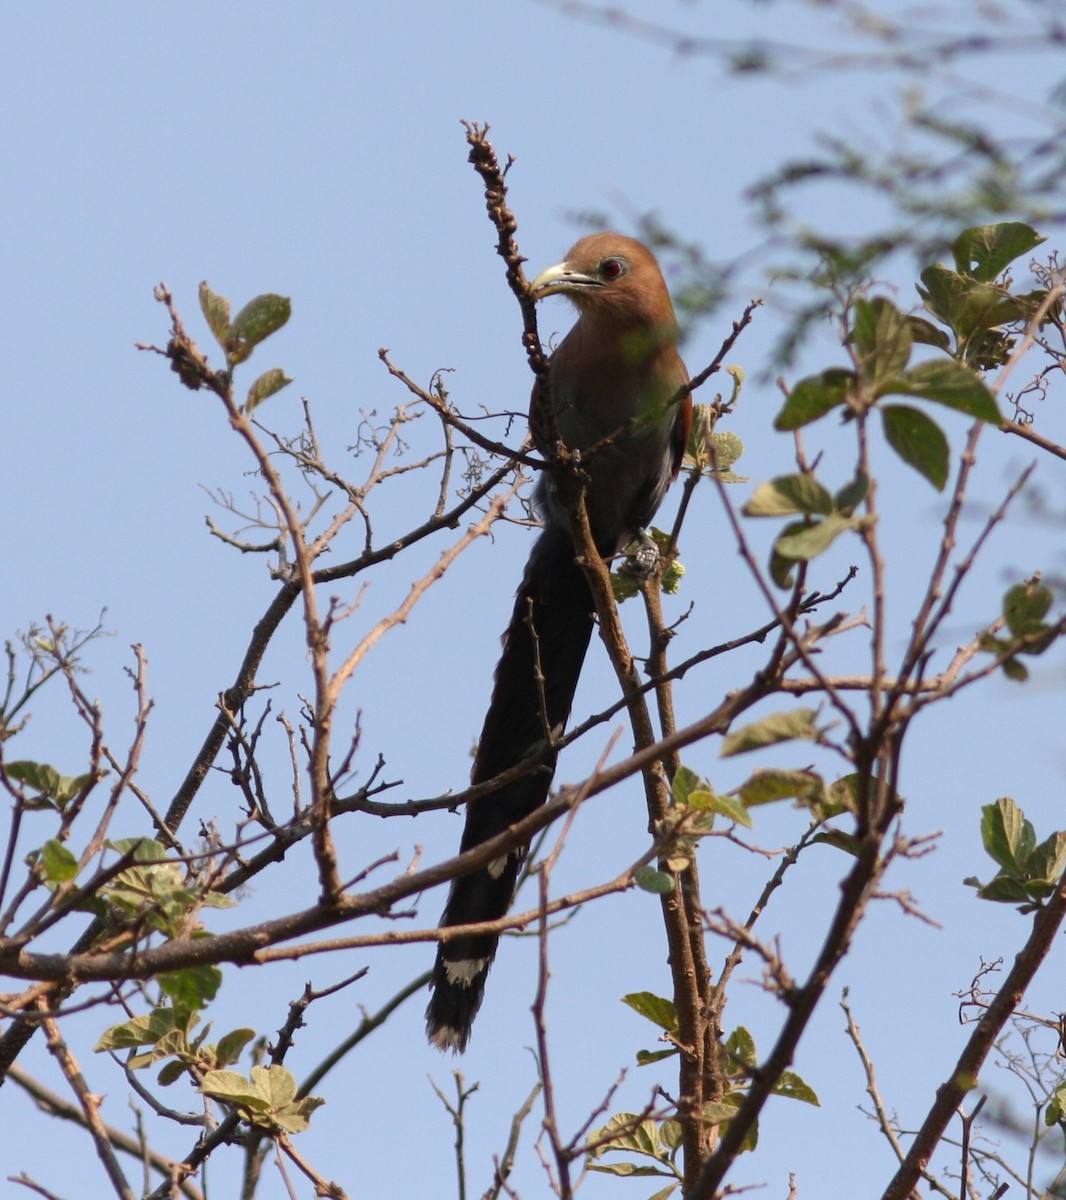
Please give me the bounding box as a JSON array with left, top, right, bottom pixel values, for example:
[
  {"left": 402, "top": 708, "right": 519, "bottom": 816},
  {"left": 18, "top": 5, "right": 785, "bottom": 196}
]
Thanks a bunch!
[
  {"left": 198, "top": 283, "right": 293, "bottom": 411},
  {"left": 916, "top": 223, "right": 1048, "bottom": 370},
  {"left": 199, "top": 1065, "right": 324, "bottom": 1135},
  {"left": 4, "top": 759, "right": 96, "bottom": 812},
  {"left": 685, "top": 417, "right": 747, "bottom": 485},
  {"left": 980, "top": 578, "right": 1064, "bottom": 683},
  {"left": 739, "top": 224, "right": 1051, "bottom": 589},
  {"left": 965, "top": 798, "right": 1066, "bottom": 911},
  {"left": 644, "top": 729, "right": 870, "bottom": 891},
  {"left": 95, "top": 1005, "right": 245, "bottom": 1079},
  {"left": 774, "top": 224, "right": 1049, "bottom": 499},
  {"left": 743, "top": 470, "right": 870, "bottom": 588},
  {"left": 586, "top": 995, "right": 817, "bottom": 1198}
]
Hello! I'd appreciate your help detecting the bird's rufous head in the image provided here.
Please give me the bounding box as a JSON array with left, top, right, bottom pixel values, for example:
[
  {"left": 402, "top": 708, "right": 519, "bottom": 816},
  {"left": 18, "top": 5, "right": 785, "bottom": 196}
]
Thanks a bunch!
[{"left": 529, "top": 233, "right": 677, "bottom": 331}]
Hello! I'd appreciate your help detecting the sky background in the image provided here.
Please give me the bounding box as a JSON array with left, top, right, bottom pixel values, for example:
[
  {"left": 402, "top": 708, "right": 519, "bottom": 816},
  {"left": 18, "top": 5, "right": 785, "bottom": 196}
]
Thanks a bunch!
[{"left": 2, "top": 2, "right": 1065, "bottom": 1198}]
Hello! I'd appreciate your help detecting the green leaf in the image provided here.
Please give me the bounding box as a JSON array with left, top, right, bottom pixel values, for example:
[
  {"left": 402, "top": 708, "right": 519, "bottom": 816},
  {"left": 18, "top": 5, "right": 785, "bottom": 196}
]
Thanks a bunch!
[
  {"left": 586, "top": 1162, "right": 673, "bottom": 1178},
  {"left": 159, "top": 965, "right": 222, "bottom": 1010},
  {"left": 812, "top": 829, "right": 864, "bottom": 856},
  {"left": 774, "top": 368, "right": 852, "bottom": 431},
  {"left": 702, "top": 1100, "right": 742, "bottom": 1126},
  {"left": 1024, "top": 877, "right": 1059, "bottom": 901},
  {"left": 198, "top": 282, "right": 231, "bottom": 346},
  {"left": 703, "top": 790, "right": 753, "bottom": 828},
  {"left": 9, "top": 764, "right": 97, "bottom": 810},
  {"left": 214, "top": 1027, "right": 256, "bottom": 1068},
  {"left": 1044, "top": 1083, "right": 1066, "bottom": 1127},
  {"left": 955, "top": 285, "right": 1020, "bottom": 343},
  {"left": 153, "top": 1029, "right": 189, "bottom": 1060},
  {"left": 734, "top": 768, "right": 823, "bottom": 808},
  {"left": 818, "top": 773, "right": 861, "bottom": 818},
  {"left": 587, "top": 1113, "right": 665, "bottom": 1160},
  {"left": 952, "top": 222, "right": 1045, "bottom": 283},
  {"left": 200, "top": 1069, "right": 270, "bottom": 1111},
  {"left": 126, "top": 1051, "right": 159, "bottom": 1070},
  {"left": 907, "top": 315, "right": 951, "bottom": 351},
  {"left": 768, "top": 520, "right": 807, "bottom": 589},
  {"left": 245, "top": 367, "right": 293, "bottom": 414},
  {"left": 1011, "top": 799, "right": 1039, "bottom": 864},
  {"left": 646, "top": 1185, "right": 681, "bottom": 1200},
  {"left": 622, "top": 992, "right": 679, "bottom": 1032},
  {"left": 227, "top": 294, "right": 291, "bottom": 364},
  {"left": 1002, "top": 655, "right": 1030, "bottom": 682},
  {"left": 271, "top": 1094, "right": 324, "bottom": 1134},
  {"left": 744, "top": 473, "right": 834, "bottom": 517},
  {"left": 980, "top": 798, "right": 1032, "bottom": 872},
  {"left": 773, "top": 1070, "right": 820, "bottom": 1105},
  {"left": 101, "top": 838, "right": 196, "bottom": 934},
  {"left": 1003, "top": 581, "right": 1053, "bottom": 638},
  {"left": 718, "top": 1092, "right": 759, "bottom": 1152},
  {"left": 251, "top": 1064, "right": 296, "bottom": 1109},
  {"left": 881, "top": 404, "right": 950, "bottom": 491},
  {"left": 721, "top": 708, "right": 819, "bottom": 757},
  {"left": 95, "top": 1007, "right": 195, "bottom": 1053},
  {"left": 687, "top": 406, "right": 745, "bottom": 476},
  {"left": 6, "top": 760, "right": 61, "bottom": 800},
  {"left": 833, "top": 470, "right": 869, "bottom": 513},
  {"left": 709, "top": 430, "right": 744, "bottom": 469},
  {"left": 659, "top": 1120, "right": 683, "bottom": 1151},
  {"left": 725, "top": 1026, "right": 756, "bottom": 1070},
  {"left": 1027, "top": 831, "right": 1066, "bottom": 887},
  {"left": 661, "top": 559, "right": 686, "bottom": 594},
  {"left": 55, "top": 772, "right": 96, "bottom": 805},
  {"left": 916, "top": 264, "right": 968, "bottom": 329},
  {"left": 109, "top": 837, "right": 169, "bottom": 863},
  {"left": 634, "top": 867, "right": 676, "bottom": 895},
  {"left": 851, "top": 297, "right": 912, "bottom": 385},
  {"left": 636, "top": 1047, "right": 679, "bottom": 1065},
  {"left": 882, "top": 360, "right": 1002, "bottom": 424},
  {"left": 38, "top": 840, "right": 78, "bottom": 885},
  {"left": 611, "top": 570, "right": 640, "bottom": 602},
  {"left": 157, "top": 1059, "right": 186, "bottom": 1087},
  {"left": 773, "top": 512, "right": 860, "bottom": 562},
  {"left": 671, "top": 765, "right": 705, "bottom": 807},
  {"left": 968, "top": 874, "right": 1034, "bottom": 904}
]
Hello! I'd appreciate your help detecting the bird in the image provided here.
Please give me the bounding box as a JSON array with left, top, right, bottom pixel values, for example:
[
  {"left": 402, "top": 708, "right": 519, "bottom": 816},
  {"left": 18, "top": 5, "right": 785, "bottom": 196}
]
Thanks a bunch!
[{"left": 426, "top": 233, "right": 692, "bottom": 1052}]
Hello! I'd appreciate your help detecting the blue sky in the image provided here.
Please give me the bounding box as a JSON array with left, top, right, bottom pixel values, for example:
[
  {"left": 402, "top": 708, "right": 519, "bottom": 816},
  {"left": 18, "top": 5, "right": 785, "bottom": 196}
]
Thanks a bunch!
[{"left": 2, "top": 3, "right": 1065, "bottom": 1198}]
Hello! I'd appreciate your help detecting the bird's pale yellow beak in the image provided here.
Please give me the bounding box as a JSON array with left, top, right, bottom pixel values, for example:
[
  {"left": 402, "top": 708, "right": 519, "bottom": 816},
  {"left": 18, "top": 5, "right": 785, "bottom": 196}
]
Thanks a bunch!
[{"left": 529, "top": 261, "right": 602, "bottom": 299}]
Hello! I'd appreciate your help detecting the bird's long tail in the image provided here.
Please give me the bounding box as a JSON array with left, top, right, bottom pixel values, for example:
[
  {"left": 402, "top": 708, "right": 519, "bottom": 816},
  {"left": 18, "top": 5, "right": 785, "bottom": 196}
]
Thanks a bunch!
[{"left": 426, "top": 523, "right": 594, "bottom": 1051}]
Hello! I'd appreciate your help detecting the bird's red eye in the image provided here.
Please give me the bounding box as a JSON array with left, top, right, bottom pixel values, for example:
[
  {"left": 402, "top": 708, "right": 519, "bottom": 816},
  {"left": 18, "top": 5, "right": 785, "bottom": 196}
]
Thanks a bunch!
[{"left": 599, "top": 257, "right": 626, "bottom": 281}]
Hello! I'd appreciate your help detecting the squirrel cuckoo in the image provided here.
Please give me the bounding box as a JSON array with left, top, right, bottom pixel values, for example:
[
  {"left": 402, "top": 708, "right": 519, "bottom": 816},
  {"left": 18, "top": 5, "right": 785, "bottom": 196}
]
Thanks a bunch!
[{"left": 426, "top": 233, "right": 691, "bottom": 1052}]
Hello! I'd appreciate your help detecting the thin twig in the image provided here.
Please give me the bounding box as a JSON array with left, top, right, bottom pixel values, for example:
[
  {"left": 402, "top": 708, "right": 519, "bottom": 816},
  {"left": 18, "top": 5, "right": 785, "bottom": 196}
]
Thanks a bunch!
[
  {"left": 38, "top": 1004, "right": 136, "bottom": 1200},
  {"left": 6, "top": 1066, "right": 204, "bottom": 1200},
  {"left": 881, "top": 869, "right": 1066, "bottom": 1200}
]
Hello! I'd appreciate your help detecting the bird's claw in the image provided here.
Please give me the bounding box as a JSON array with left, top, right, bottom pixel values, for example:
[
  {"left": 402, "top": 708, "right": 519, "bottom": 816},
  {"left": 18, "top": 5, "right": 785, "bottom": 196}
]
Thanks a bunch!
[{"left": 619, "top": 529, "right": 661, "bottom": 578}]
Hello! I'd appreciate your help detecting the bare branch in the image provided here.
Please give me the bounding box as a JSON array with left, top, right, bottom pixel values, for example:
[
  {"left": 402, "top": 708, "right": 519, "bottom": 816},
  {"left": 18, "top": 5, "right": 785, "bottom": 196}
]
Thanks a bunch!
[
  {"left": 6, "top": 1066, "right": 205, "bottom": 1200},
  {"left": 38, "top": 1004, "right": 136, "bottom": 1200}
]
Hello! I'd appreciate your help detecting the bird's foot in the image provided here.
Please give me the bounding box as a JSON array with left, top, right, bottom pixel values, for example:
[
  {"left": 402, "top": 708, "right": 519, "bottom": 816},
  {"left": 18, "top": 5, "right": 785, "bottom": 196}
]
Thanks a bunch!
[{"left": 618, "top": 529, "right": 661, "bottom": 578}]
